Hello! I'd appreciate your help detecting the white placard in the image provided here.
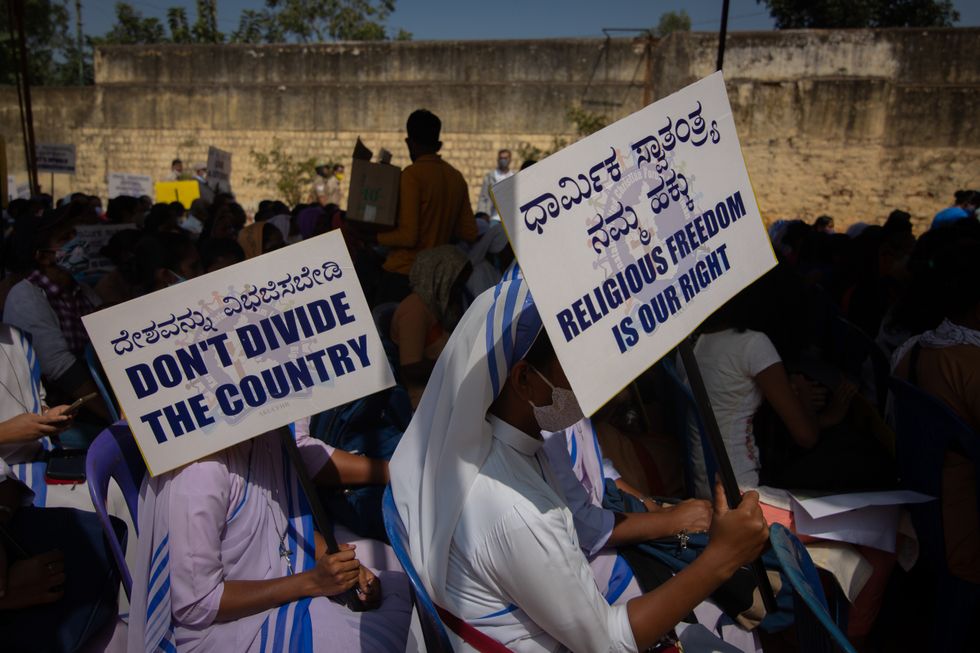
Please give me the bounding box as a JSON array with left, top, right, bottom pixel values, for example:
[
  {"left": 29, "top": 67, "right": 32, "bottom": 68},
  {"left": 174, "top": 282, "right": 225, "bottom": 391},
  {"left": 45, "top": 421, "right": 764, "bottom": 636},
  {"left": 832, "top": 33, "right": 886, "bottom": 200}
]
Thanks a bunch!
[
  {"left": 71, "top": 224, "right": 134, "bottom": 281},
  {"left": 36, "top": 144, "right": 76, "bottom": 174},
  {"left": 83, "top": 230, "right": 395, "bottom": 476},
  {"left": 108, "top": 172, "right": 154, "bottom": 199},
  {"left": 7, "top": 175, "right": 29, "bottom": 200},
  {"left": 491, "top": 72, "right": 777, "bottom": 417},
  {"left": 206, "top": 146, "right": 231, "bottom": 182}
]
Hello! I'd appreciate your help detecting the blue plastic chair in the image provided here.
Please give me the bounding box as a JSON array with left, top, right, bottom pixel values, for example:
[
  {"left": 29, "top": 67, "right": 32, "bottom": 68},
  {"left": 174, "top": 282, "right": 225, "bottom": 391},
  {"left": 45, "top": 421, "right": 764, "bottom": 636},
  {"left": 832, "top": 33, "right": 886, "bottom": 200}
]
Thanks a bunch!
[
  {"left": 889, "top": 377, "right": 980, "bottom": 650},
  {"left": 661, "top": 356, "right": 718, "bottom": 498},
  {"left": 382, "top": 486, "right": 455, "bottom": 653},
  {"left": 85, "top": 344, "right": 120, "bottom": 423},
  {"left": 85, "top": 421, "right": 146, "bottom": 599},
  {"left": 770, "top": 524, "right": 857, "bottom": 653}
]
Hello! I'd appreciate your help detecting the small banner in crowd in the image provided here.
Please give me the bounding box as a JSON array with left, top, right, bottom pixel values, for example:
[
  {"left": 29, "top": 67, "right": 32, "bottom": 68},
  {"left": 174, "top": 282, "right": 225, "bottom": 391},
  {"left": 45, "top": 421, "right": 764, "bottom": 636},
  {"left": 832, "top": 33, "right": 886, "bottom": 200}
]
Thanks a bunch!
[
  {"left": 108, "top": 172, "right": 154, "bottom": 199},
  {"left": 7, "top": 176, "right": 29, "bottom": 201},
  {"left": 154, "top": 180, "right": 200, "bottom": 209},
  {"left": 206, "top": 146, "right": 231, "bottom": 182},
  {"left": 491, "top": 71, "right": 777, "bottom": 417},
  {"left": 69, "top": 224, "right": 134, "bottom": 283},
  {"left": 83, "top": 230, "right": 395, "bottom": 475},
  {"left": 36, "top": 144, "right": 77, "bottom": 174}
]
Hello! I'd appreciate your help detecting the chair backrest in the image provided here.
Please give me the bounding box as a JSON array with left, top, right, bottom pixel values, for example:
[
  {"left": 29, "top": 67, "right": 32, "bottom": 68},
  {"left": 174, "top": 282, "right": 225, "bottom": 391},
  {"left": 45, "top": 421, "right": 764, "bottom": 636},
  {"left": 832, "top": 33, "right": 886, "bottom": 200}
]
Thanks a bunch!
[
  {"left": 888, "top": 377, "right": 980, "bottom": 572},
  {"left": 85, "top": 421, "right": 147, "bottom": 599},
  {"left": 84, "top": 344, "right": 120, "bottom": 423},
  {"left": 770, "top": 524, "right": 857, "bottom": 653},
  {"left": 660, "top": 356, "right": 718, "bottom": 497},
  {"left": 382, "top": 486, "right": 455, "bottom": 653}
]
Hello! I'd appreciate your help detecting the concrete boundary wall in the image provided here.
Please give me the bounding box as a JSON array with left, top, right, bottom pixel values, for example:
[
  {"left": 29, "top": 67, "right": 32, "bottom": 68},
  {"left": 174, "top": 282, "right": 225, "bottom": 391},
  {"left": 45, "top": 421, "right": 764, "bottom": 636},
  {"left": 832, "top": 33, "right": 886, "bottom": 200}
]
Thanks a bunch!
[{"left": 2, "top": 29, "right": 978, "bottom": 228}]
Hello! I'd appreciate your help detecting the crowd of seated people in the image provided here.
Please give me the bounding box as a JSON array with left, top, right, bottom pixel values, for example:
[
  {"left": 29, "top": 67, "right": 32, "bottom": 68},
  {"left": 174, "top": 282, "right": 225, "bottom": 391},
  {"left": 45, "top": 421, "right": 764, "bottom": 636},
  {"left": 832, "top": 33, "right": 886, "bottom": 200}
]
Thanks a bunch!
[{"left": 1, "top": 118, "right": 976, "bottom": 653}]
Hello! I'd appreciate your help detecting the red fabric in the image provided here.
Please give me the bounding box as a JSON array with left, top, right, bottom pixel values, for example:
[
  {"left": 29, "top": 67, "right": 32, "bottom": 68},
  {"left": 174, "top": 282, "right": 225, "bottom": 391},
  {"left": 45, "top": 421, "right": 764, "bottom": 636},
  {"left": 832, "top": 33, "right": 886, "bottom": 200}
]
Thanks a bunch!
[
  {"left": 26, "top": 270, "right": 94, "bottom": 355},
  {"left": 436, "top": 606, "right": 514, "bottom": 653}
]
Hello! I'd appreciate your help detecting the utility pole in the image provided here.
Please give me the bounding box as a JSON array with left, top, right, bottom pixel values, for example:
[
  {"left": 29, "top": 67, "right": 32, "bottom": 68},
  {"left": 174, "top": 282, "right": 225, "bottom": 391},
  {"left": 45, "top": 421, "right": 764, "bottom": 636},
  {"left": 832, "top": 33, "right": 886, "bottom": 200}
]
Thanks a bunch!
[
  {"left": 75, "top": 0, "right": 84, "bottom": 84},
  {"left": 716, "top": 0, "right": 731, "bottom": 71},
  {"left": 7, "top": 0, "right": 38, "bottom": 195}
]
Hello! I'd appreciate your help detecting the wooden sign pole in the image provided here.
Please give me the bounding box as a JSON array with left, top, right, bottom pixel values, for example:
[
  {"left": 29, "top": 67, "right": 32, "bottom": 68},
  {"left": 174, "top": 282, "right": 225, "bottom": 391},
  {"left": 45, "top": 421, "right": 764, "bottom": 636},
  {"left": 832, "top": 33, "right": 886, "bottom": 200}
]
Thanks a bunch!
[
  {"left": 278, "top": 426, "right": 364, "bottom": 610},
  {"left": 677, "top": 340, "right": 778, "bottom": 614}
]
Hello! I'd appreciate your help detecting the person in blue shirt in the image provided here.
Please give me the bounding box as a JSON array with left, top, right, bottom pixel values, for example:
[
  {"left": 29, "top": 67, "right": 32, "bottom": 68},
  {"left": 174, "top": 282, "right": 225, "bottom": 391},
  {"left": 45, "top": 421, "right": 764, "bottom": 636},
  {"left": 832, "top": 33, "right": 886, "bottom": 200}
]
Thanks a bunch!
[{"left": 931, "top": 190, "right": 977, "bottom": 229}]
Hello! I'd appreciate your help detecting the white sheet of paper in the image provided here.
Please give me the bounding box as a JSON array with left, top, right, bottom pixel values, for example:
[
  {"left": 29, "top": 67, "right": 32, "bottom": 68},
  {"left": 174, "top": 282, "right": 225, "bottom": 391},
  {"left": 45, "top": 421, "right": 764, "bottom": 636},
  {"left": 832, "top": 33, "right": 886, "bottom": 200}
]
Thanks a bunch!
[
  {"left": 792, "top": 497, "right": 902, "bottom": 552},
  {"left": 794, "top": 490, "right": 933, "bottom": 520}
]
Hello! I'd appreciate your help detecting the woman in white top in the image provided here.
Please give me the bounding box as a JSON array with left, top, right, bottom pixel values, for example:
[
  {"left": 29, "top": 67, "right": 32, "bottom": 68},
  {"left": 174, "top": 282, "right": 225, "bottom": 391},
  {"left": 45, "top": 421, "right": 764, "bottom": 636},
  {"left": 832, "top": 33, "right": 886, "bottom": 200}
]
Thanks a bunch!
[
  {"left": 390, "top": 278, "right": 769, "bottom": 652},
  {"left": 684, "top": 281, "right": 867, "bottom": 497}
]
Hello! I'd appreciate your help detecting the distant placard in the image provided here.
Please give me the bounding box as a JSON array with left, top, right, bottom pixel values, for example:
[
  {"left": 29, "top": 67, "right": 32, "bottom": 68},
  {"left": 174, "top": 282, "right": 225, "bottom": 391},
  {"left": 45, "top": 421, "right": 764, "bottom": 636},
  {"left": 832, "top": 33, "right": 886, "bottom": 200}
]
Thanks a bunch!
[
  {"left": 491, "top": 72, "right": 777, "bottom": 417},
  {"left": 82, "top": 230, "right": 395, "bottom": 476},
  {"left": 206, "top": 146, "right": 231, "bottom": 182},
  {"left": 36, "top": 144, "right": 76, "bottom": 174},
  {"left": 154, "top": 180, "right": 200, "bottom": 209},
  {"left": 7, "top": 175, "right": 29, "bottom": 201},
  {"left": 108, "top": 172, "right": 154, "bottom": 199},
  {"left": 71, "top": 224, "right": 134, "bottom": 281}
]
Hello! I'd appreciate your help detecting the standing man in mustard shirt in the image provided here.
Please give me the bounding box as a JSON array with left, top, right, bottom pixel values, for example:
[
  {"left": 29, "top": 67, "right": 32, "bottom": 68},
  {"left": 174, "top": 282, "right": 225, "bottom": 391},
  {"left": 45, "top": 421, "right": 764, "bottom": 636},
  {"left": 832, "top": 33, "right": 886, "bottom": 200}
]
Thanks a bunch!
[{"left": 372, "top": 109, "right": 479, "bottom": 306}]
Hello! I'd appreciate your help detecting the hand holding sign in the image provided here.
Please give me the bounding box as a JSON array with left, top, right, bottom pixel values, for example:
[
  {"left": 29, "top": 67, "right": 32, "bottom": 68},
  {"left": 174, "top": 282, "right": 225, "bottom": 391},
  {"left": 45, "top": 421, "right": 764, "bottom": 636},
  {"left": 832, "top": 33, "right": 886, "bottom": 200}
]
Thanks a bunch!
[{"left": 492, "top": 71, "right": 779, "bottom": 611}]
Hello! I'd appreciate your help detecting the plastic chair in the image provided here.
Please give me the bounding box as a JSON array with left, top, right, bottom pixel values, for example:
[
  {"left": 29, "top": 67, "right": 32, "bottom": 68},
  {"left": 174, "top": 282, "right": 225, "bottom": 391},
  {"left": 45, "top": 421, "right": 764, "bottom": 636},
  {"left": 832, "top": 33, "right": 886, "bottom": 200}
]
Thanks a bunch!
[
  {"left": 889, "top": 377, "right": 980, "bottom": 650},
  {"left": 86, "top": 421, "right": 146, "bottom": 599},
  {"left": 84, "top": 344, "right": 120, "bottom": 423},
  {"left": 660, "top": 356, "right": 718, "bottom": 498},
  {"left": 770, "top": 524, "right": 857, "bottom": 653},
  {"left": 382, "top": 486, "right": 455, "bottom": 653}
]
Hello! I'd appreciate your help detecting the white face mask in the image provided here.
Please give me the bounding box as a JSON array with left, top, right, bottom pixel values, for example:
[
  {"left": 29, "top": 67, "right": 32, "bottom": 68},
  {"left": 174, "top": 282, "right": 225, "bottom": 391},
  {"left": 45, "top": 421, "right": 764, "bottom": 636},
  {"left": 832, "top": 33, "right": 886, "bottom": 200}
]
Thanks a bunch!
[{"left": 527, "top": 366, "right": 584, "bottom": 433}]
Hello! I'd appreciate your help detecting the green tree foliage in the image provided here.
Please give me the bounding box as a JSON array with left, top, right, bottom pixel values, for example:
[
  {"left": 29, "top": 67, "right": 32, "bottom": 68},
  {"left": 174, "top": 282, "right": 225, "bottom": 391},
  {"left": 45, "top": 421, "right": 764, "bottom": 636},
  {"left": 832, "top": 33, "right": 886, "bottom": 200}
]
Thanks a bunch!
[
  {"left": 261, "top": 0, "right": 398, "bottom": 42},
  {"left": 246, "top": 140, "right": 319, "bottom": 207},
  {"left": 167, "top": 7, "right": 192, "bottom": 43},
  {"left": 0, "top": 0, "right": 71, "bottom": 85},
  {"left": 96, "top": 1, "right": 222, "bottom": 45},
  {"left": 758, "top": 0, "right": 959, "bottom": 28},
  {"left": 94, "top": 3, "right": 167, "bottom": 45},
  {"left": 231, "top": 8, "right": 285, "bottom": 43},
  {"left": 654, "top": 10, "right": 691, "bottom": 37},
  {"left": 191, "top": 0, "right": 223, "bottom": 43}
]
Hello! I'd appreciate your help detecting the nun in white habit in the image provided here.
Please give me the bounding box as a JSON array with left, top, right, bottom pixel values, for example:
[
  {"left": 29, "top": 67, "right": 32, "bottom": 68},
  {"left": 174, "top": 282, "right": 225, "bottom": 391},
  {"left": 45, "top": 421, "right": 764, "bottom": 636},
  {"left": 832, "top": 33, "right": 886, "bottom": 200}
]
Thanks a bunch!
[{"left": 389, "top": 277, "right": 771, "bottom": 652}]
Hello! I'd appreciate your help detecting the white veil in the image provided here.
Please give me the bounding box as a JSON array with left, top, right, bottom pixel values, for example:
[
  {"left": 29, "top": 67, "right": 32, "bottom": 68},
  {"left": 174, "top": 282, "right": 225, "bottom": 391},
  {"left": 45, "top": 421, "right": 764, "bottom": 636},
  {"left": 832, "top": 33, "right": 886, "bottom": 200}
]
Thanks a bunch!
[{"left": 389, "top": 277, "right": 541, "bottom": 606}]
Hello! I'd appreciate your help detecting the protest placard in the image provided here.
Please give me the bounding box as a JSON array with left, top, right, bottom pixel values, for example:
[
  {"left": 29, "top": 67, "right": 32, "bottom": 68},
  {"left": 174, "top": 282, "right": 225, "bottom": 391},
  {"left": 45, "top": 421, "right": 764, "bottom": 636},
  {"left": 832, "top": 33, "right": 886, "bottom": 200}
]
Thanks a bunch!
[
  {"left": 70, "top": 224, "right": 133, "bottom": 283},
  {"left": 491, "top": 72, "right": 776, "bottom": 417},
  {"left": 207, "top": 146, "right": 231, "bottom": 182},
  {"left": 36, "top": 144, "right": 77, "bottom": 174},
  {"left": 108, "top": 172, "right": 154, "bottom": 199},
  {"left": 7, "top": 176, "right": 29, "bottom": 201},
  {"left": 154, "top": 180, "right": 200, "bottom": 208},
  {"left": 83, "top": 230, "right": 395, "bottom": 476}
]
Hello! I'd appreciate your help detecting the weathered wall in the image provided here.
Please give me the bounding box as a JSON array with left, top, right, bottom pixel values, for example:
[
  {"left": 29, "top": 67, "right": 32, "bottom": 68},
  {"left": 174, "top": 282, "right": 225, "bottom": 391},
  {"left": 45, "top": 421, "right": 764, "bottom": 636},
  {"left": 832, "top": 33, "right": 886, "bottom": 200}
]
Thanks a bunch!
[{"left": 2, "top": 29, "right": 978, "bottom": 229}]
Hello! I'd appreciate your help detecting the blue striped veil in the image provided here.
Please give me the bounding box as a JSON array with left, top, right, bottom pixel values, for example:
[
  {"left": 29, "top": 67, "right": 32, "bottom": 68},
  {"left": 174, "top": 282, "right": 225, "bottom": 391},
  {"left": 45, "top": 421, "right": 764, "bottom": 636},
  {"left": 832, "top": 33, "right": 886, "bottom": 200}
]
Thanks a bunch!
[
  {"left": 389, "top": 276, "right": 541, "bottom": 607},
  {"left": 3, "top": 325, "right": 51, "bottom": 503}
]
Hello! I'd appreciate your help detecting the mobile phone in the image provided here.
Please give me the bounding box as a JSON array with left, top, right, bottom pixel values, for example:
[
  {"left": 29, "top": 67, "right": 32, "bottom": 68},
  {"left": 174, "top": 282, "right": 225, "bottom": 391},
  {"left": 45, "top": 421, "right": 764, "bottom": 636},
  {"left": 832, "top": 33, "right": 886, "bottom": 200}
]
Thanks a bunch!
[
  {"left": 44, "top": 449, "right": 87, "bottom": 484},
  {"left": 67, "top": 392, "right": 99, "bottom": 413}
]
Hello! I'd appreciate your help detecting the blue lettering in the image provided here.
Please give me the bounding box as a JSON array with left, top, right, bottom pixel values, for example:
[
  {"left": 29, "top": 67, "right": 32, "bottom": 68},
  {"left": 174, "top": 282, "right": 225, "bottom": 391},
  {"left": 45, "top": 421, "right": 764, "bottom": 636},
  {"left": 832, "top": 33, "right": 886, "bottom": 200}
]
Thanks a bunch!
[{"left": 126, "top": 363, "right": 158, "bottom": 399}]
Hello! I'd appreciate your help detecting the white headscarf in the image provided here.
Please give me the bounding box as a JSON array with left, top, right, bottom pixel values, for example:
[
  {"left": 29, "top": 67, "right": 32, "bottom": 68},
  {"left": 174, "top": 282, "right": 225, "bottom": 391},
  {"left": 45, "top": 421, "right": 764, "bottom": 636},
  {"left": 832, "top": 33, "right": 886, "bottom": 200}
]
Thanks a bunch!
[
  {"left": 891, "top": 318, "right": 980, "bottom": 370},
  {"left": 389, "top": 277, "right": 541, "bottom": 606}
]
